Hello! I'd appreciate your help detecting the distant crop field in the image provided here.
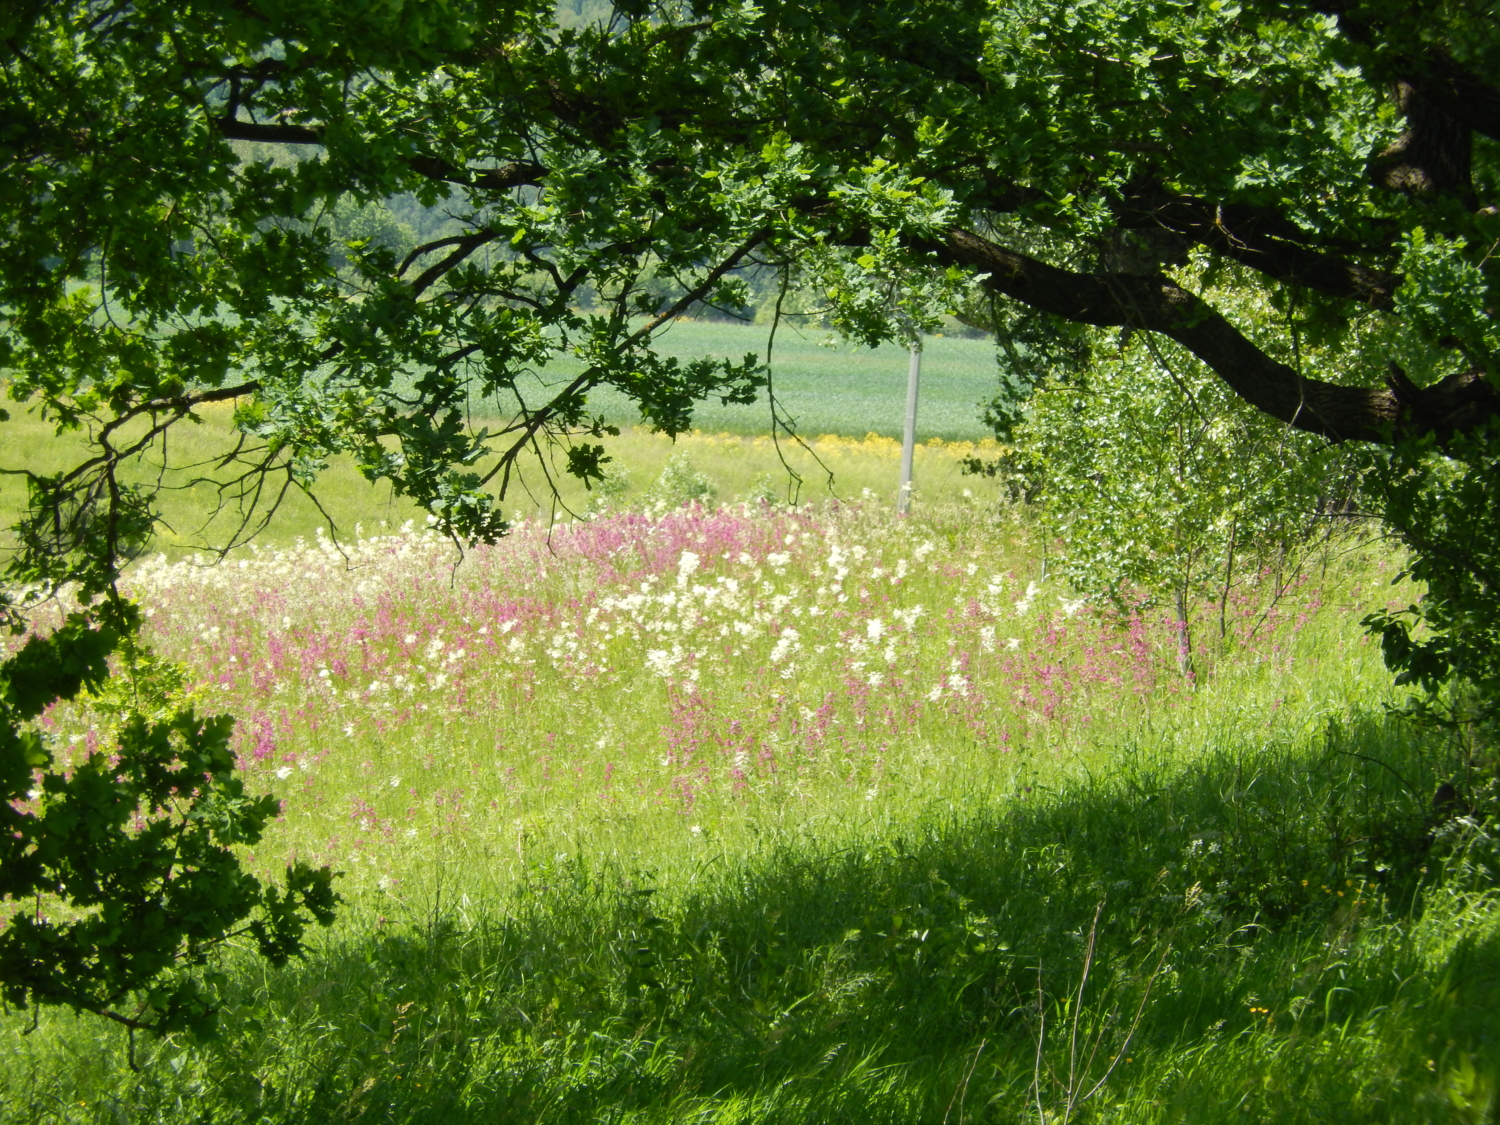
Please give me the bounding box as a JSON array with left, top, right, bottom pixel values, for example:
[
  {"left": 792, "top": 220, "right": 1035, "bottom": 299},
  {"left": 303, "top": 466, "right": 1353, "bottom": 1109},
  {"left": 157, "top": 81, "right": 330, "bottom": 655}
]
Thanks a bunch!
[{"left": 482, "top": 318, "right": 1002, "bottom": 442}]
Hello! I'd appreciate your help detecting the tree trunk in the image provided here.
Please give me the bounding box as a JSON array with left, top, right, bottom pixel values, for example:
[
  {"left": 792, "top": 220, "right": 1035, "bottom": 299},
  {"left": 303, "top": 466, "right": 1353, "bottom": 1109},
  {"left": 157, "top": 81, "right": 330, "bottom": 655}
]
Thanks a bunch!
[{"left": 1174, "top": 585, "right": 1196, "bottom": 686}]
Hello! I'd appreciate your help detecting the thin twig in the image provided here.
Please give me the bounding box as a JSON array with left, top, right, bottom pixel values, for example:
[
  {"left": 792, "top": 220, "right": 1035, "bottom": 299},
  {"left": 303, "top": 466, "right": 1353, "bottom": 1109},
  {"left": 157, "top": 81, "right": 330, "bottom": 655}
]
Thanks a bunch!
[
  {"left": 943, "top": 1037, "right": 987, "bottom": 1125},
  {"left": 1062, "top": 901, "right": 1105, "bottom": 1123},
  {"left": 1033, "top": 961, "right": 1047, "bottom": 1125}
]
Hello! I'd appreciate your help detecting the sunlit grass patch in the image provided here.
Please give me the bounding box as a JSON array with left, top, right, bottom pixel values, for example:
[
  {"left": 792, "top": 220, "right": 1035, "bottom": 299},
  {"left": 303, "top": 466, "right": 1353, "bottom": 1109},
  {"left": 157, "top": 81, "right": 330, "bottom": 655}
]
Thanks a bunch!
[{"left": 0, "top": 392, "right": 1010, "bottom": 562}]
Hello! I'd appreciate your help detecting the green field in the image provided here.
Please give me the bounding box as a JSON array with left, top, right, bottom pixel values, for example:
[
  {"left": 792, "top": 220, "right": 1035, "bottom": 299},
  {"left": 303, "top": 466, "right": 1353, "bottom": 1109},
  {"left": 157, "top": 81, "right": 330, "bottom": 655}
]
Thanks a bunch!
[
  {"left": 0, "top": 404, "right": 1009, "bottom": 557},
  {"left": 478, "top": 318, "right": 1003, "bottom": 442}
]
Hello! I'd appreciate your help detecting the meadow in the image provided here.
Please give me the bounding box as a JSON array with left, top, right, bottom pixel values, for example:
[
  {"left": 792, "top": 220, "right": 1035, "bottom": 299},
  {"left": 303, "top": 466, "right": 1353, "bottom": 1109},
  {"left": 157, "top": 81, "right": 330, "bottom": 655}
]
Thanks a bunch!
[{"left": 2, "top": 429, "right": 1498, "bottom": 1122}]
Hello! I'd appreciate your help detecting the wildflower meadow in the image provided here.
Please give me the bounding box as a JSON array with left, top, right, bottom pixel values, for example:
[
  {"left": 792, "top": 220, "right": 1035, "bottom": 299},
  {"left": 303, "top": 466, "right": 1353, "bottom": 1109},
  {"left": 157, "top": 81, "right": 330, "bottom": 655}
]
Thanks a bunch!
[
  {"left": 3, "top": 490, "right": 1498, "bottom": 1123},
  {"left": 99, "top": 502, "right": 1359, "bottom": 894}
]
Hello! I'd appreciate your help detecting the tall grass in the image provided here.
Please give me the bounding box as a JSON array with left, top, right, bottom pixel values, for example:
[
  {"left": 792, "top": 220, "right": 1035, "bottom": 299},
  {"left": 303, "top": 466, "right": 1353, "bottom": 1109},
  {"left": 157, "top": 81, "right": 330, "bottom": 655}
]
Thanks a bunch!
[{"left": 4, "top": 492, "right": 1494, "bottom": 1123}]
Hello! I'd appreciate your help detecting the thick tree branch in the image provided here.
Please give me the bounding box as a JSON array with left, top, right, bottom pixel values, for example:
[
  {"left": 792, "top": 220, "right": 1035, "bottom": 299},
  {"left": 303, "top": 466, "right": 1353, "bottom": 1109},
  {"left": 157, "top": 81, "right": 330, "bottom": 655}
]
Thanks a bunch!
[
  {"left": 215, "top": 119, "right": 544, "bottom": 191},
  {"left": 401, "top": 155, "right": 546, "bottom": 193},
  {"left": 215, "top": 118, "right": 322, "bottom": 146},
  {"left": 1367, "top": 80, "right": 1477, "bottom": 206},
  {"left": 1114, "top": 188, "right": 1403, "bottom": 310},
  {"left": 1405, "top": 50, "right": 1500, "bottom": 149},
  {"left": 925, "top": 226, "right": 1500, "bottom": 444}
]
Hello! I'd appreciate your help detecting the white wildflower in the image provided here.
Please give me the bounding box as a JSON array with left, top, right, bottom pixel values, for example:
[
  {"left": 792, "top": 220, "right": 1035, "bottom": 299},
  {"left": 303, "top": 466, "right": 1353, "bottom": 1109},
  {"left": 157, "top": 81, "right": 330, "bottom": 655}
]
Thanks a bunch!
[
  {"left": 645, "top": 647, "right": 683, "bottom": 677},
  {"left": 769, "top": 627, "right": 801, "bottom": 664},
  {"left": 1014, "top": 581, "right": 1040, "bottom": 616}
]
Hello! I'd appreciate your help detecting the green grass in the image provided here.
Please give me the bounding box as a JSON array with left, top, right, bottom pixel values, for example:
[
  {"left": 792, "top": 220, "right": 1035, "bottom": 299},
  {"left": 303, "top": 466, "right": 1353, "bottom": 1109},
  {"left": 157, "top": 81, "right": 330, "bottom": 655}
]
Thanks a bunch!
[
  {"left": 4, "top": 489, "right": 1496, "bottom": 1123},
  {"left": 3, "top": 350, "right": 1497, "bottom": 1122}
]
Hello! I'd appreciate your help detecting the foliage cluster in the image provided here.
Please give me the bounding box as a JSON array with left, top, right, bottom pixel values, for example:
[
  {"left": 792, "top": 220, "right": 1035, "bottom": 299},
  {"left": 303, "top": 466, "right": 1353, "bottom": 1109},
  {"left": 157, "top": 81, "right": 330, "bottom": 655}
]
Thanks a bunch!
[
  {"left": 0, "top": 596, "right": 338, "bottom": 1036},
  {"left": 1365, "top": 421, "right": 1500, "bottom": 733},
  {"left": 1003, "top": 272, "right": 1371, "bottom": 675}
]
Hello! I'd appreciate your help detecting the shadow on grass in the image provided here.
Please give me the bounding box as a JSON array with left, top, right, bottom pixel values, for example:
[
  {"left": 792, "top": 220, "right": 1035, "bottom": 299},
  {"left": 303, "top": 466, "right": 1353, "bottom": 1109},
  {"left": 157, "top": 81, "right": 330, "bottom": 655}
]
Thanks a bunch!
[{"left": 6, "top": 711, "right": 1496, "bottom": 1124}]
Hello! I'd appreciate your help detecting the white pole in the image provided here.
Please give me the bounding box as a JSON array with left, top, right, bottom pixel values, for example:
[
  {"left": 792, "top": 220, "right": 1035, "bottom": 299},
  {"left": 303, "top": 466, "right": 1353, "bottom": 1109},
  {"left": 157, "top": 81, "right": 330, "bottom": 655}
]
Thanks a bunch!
[{"left": 898, "top": 340, "right": 921, "bottom": 515}]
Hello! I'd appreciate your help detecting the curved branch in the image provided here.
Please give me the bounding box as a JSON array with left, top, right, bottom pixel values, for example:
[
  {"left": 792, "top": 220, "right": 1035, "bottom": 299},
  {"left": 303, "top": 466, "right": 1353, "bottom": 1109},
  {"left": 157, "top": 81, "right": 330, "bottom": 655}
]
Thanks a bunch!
[
  {"left": 925, "top": 226, "right": 1500, "bottom": 444},
  {"left": 1114, "top": 188, "right": 1403, "bottom": 310},
  {"left": 215, "top": 119, "right": 545, "bottom": 192},
  {"left": 408, "top": 230, "right": 499, "bottom": 297}
]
